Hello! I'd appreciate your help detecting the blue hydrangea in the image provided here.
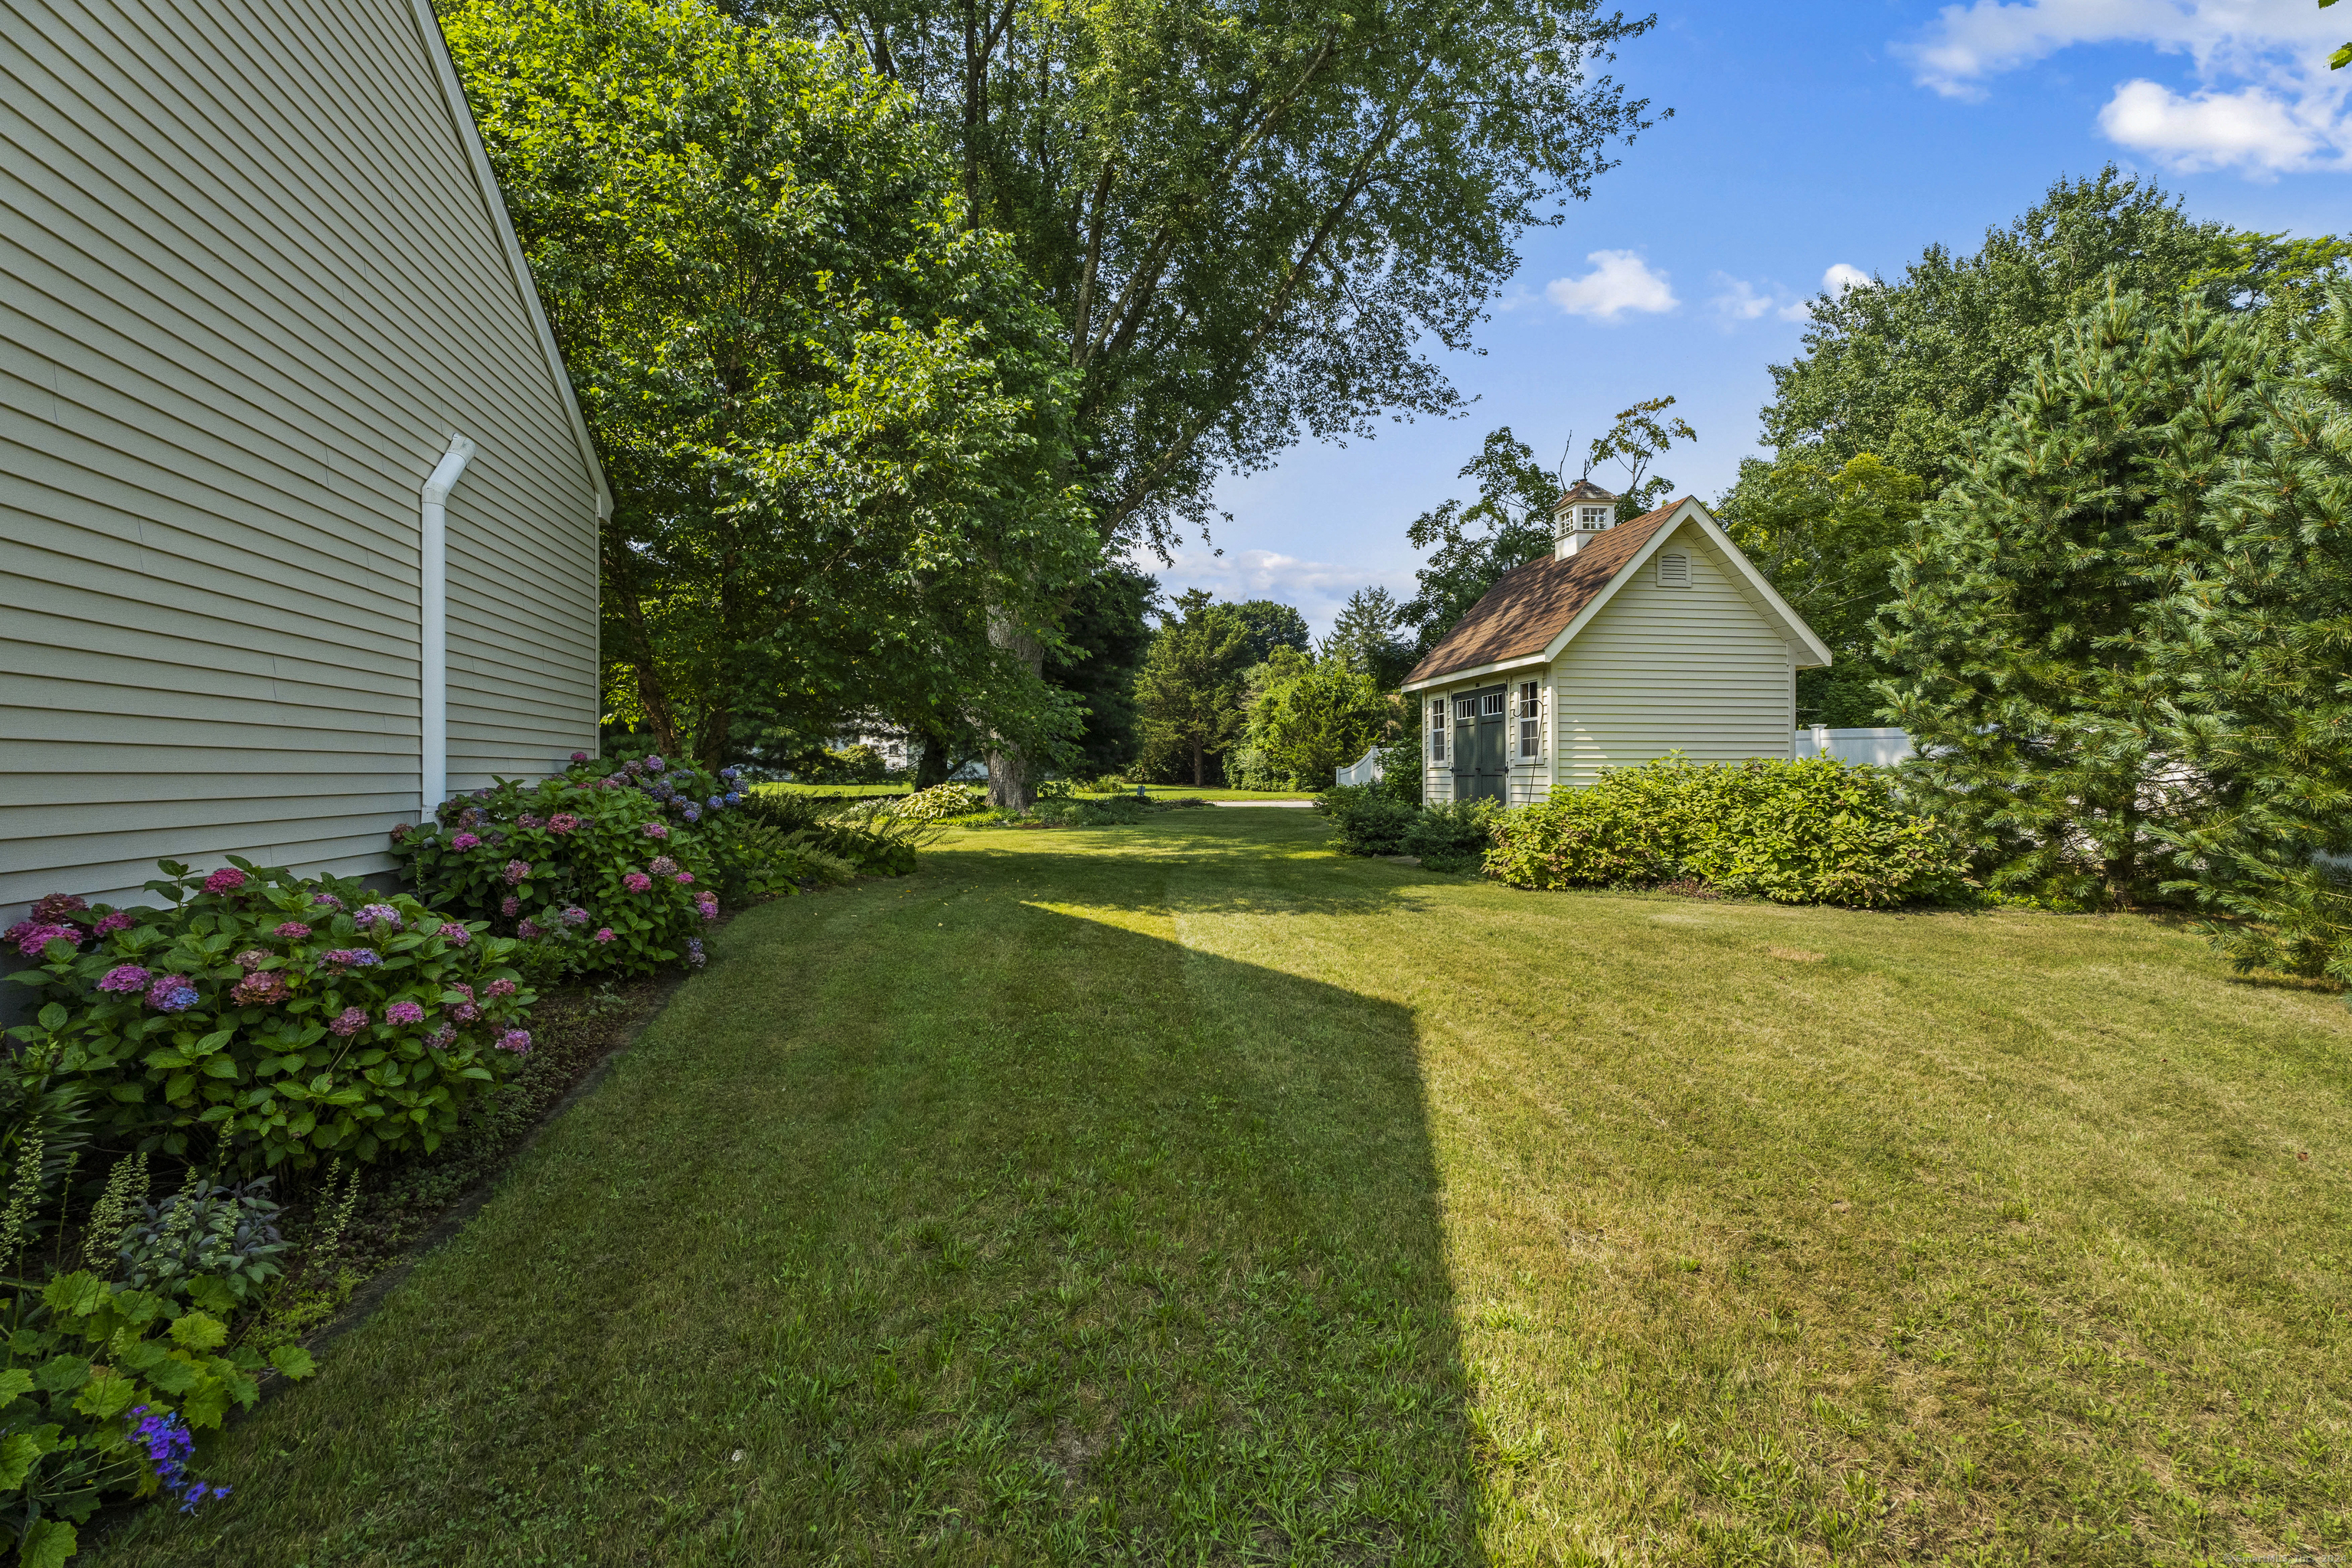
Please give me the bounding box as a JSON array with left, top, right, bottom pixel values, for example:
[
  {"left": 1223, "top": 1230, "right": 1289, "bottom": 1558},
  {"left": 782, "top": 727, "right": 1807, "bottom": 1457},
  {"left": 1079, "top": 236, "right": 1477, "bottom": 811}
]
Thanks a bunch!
[
  {"left": 682, "top": 805, "right": 702, "bottom": 822},
  {"left": 707, "top": 795, "right": 724, "bottom": 810}
]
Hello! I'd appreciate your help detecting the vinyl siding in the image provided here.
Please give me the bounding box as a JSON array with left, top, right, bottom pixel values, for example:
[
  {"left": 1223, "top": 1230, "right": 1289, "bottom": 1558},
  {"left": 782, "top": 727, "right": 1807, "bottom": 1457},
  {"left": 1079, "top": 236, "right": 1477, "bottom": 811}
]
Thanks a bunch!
[
  {"left": 1550, "top": 521, "right": 1796, "bottom": 789},
  {"left": 1, "top": 0, "right": 599, "bottom": 920}
]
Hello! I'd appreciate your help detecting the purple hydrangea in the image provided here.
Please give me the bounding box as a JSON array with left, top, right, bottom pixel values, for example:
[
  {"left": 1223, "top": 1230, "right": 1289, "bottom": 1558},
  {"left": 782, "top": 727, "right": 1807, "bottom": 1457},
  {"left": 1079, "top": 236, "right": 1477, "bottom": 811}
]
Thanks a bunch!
[
  {"left": 650, "top": 781, "right": 676, "bottom": 803},
  {"left": 516, "top": 813, "right": 543, "bottom": 830},
  {"left": 322, "top": 949, "right": 379, "bottom": 969},
  {"left": 354, "top": 903, "right": 403, "bottom": 932},
  {"left": 146, "top": 975, "right": 201, "bottom": 1013},
  {"left": 94, "top": 910, "right": 132, "bottom": 936},
  {"left": 724, "top": 792, "right": 743, "bottom": 806},
  {"left": 695, "top": 894, "right": 719, "bottom": 921},
  {"left": 675, "top": 871, "right": 695, "bottom": 886},
  {"left": 448, "top": 1001, "right": 480, "bottom": 1023},
  {"left": 230, "top": 971, "right": 287, "bottom": 1006},
  {"left": 642, "top": 822, "right": 669, "bottom": 841},
  {"left": 31, "top": 893, "right": 88, "bottom": 920},
  {"left": 485, "top": 977, "right": 517, "bottom": 998},
  {"left": 685, "top": 937, "right": 706, "bottom": 969},
  {"left": 451, "top": 831, "right": 482, "bottom": 851},
  {"left": 593, "top": 927, "right": 616, "bottom": 944},
  {"left": 499, "top": 895, "right": 521, "bottom": 918},
  {"left": 328, "top": 1006, "right": 367, "bottom": 1037},
  {"left": 439, "top": 922, "right": 471, "bottom": 947},
  {"left": 681, "top": 805, "right": 702, "bottom": 823},
  {"left": 719, "top": 766, "right": 742, "bottom": 780},
  {"left": 312, "top": 892, "right": 345, "bottom": 911},
  {"left": 560, "top": 906, "right": 589, "bottom": 927},
  {"left": 384, "top": 1000, "right": 425, "bottom": 1026},
  {"left": 429, "top": 1024, "right": 456, "bottom": 1049},
  {"left": 645, "top": 754, "right": 666, "bottom": 773},
  {"left": 275, "top": 921, "right": 312, "bottom": 940},
  {"left": 517, "top": 919, "right": 544, "bottom": 939},
  {"left": 624, "top": 759, "right": 645, "bottom": 776},
  {"left": 497, "top": 1028, "right": 532, "bottom": 1054},
  {"left": 707, "top": 795, "right": 725, "bottom": 811},
  {"left": 570, "top": 750, "right": 590, "bottom": 763},
  {"left": 6, "top": 922, "right": 77, "bottom": 959},
  {"left": 234, "top": 949, "right": 270, "bottom": 970},
  {"left": 549, "top": 813, "right": 581, "bottom": 835},
  {"left": 201, "top": 867, "right": 246, "bottom": 894},
  {"left": 623, "top": 872, "right": 653, "bottom": 893},
  {"left": 503, "top": 860, "right": 531, "bottom": 884},
  {"left": 99, "top": 963, "right": 152, "bottom": 994},
  {"left": 649, "top": 856, "right": 679, "bottom": 877},
  {"left": 457, "top": 808, "right": 484, "bottom": 830}
]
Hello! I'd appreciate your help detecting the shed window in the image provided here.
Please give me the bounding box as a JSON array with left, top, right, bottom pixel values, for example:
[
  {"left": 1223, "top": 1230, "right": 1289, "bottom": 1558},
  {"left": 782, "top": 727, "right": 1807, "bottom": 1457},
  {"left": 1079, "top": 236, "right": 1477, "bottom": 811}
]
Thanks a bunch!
[
  {"left": 1656, "top": 550, "right": 1691, "bottom": 588},
  {"left": 1454, "top": 694, "right": 1478, "bottom": 721},
  {"left": 1517, "top": 681, "right": 1541, "bottom": 759},
  {"left": 1480, "top": 690, "right": 1506, "bottom": 717},
  {"left": 1578, "top": 505, "right": 1610, "bottom": 532},
  {"left": 1429, "top": 699, "right": 1446, "bottom": 762}
]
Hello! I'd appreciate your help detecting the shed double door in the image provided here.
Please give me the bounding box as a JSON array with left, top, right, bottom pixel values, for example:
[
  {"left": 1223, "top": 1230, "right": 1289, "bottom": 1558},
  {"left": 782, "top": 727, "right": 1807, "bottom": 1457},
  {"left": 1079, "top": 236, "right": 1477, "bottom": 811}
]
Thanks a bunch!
[{"left": 1450, "top": 685, "right": 1509, "bottom": 802}]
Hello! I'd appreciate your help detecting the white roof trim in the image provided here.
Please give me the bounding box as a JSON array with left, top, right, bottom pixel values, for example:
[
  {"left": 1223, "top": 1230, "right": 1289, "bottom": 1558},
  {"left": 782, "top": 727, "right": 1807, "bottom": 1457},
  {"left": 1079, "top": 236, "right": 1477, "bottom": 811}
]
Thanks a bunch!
[
  {"left": 1399, "top": 651, "right": 1550, "bottom": 694},
  {"left": 1541, "top": 498, "right": 1832, "bottom": 668},
  {"left": 409, "top": 0, "right": 612, "bottom": 523}
]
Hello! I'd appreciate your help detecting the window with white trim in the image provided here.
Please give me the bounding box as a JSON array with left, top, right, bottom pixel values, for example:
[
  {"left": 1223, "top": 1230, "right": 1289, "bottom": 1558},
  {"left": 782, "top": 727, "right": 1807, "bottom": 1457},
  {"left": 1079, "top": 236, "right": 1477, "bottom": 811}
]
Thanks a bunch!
[
  {"left": 1479, "top": 690, "right": 1506, "bottom": 717},
  {"left": 1656, "top": 550, "right": 1691, "bottom": 587},
  {"left": 1429, "top": 698, "right": 1446, "bottom": 762},
  {"left": 1517, "top": 681, "right": 1540, "bottom": 759},
  {"left": 1454, "top": 694, "right": 1478, "bottom": 721},
  {"left": 1578, "top": 505, "right": 1610, "bottom": 532}
]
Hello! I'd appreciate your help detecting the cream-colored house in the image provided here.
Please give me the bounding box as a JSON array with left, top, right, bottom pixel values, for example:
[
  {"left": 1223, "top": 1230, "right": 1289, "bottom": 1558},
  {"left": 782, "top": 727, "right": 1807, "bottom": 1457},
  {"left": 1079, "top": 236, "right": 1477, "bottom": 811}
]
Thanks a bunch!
[
  {"left": 1, "top": 0, "right": 610, "bottom": 929},
  {"left": 1401, "top": 486, "right": 1831, "bottom": 805}
]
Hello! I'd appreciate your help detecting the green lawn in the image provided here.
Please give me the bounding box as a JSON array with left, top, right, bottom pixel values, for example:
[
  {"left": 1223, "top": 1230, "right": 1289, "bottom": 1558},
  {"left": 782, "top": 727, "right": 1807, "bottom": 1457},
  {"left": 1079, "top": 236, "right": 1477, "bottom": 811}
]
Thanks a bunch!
[{"left": 96, "top": 813, "right": 2350, "bottom": 1564}]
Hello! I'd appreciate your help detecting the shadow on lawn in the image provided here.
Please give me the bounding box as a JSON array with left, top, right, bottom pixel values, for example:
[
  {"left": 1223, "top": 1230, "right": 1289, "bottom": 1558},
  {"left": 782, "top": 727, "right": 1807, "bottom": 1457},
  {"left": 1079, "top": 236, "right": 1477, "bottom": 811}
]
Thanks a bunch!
[{"left": 96, "top": 883, "right": 1490, "bottom": 1566}]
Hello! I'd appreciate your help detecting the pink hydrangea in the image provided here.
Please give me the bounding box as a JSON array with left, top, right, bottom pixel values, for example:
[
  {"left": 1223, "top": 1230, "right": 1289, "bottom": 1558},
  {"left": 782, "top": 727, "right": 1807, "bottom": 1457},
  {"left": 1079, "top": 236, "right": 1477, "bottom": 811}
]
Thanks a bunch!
[
  {"left": 439, "top": 923, "right": 471, "bottom": 947},
  {"left": 695, "top": 894, "right": 718, "bottom": 921},
  {"left": 516, "top": 814, "right": 544, "bottom": 831},
  {"left": 673, "top": 872, "right": 694, "bottom": 886},
  {"left": 230, "top": 971, "right": 287, "bottom": 1006},
  {"left": 517, "top": 919, "right": 544, "bottom": 939},
  {"left": 503, "top": 861, "right": 531, "bottom": 884},
  {"left": 549, "top": 813, "right": 581, "bottom": 835},
  {"left": 93, "top": 911, "right": 132, "bottom": 937},
  {"left": 99, "top": 964, "right": 151, "bottom": 994},
  {"left": 384, "top": 1000, "right": 425, "bottom": 1026},
  {"left": 641, "top": 822, "right": 668, "bottom": 840},
  {"left": 312, "top": 892, "right": 345, "bottom": 911},
  {"left": 451, "top": 832, "right": 481, "bottom": 851},
  {"left": 31, "top": 893, "right": 87, "bottom": 920},
  {"left": 202, "top": 867, "right": 246, "bottom": 894},
  {"left": 649, "top": 856, "right": 679, "bottom": 877},
  {"left": 6, "top": 923, "right": 77, "bottom": 959},
  {"left": 499, "top": 895, "right": 521, "bottom": 918},
  {"left": 570, "top": 750, "right": 589, "bottom": 763},
  {"left": 497, "top": 1029, "right": 532, "bottom": 1054},
  {"left": 328, "top": 1006, "right": 367, "bottom": 1037},
  {"left": 623, "top": 872, "right": 652, "bottom": 893},
  {"left": 234, "top": 949, "right": 270, "bottom": 970},
  {"left": 560, "top": 906, "right": 589, "bottom": 926},
  {"left": 275, "top": 921, "right": 312, "bottom": 940},
  {"left": 485, "top": 978, "right": 517, "bottom": 998},
  {"left": 593, "top": 927, "right": 616, "bottom": 944}
]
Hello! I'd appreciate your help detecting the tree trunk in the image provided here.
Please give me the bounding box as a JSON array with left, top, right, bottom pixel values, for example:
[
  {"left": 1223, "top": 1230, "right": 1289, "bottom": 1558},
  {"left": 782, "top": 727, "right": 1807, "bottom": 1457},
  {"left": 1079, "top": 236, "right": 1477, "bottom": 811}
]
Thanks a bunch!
[
  {"left": 915, "top": 724, "right": 952, "bottom": 789},
  {"left": 1192, "top": 740, "right": 1204, "bottom": 787},
  {"left": 985, "top": 606, "right": 1044, "bottom": 810}
]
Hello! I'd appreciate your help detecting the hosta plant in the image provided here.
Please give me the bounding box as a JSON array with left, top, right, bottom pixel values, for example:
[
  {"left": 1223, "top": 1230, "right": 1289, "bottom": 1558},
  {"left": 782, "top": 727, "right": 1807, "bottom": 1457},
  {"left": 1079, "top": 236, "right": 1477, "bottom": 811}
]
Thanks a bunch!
[{"left": 4, "top": 861, "right": 536, "bottom": 1171}]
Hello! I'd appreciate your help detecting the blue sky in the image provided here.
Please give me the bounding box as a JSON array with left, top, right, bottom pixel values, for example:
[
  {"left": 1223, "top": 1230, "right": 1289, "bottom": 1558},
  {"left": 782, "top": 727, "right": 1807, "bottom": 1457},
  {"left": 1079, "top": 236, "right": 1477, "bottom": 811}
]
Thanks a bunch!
[{"left": 1154, "top": 0, "right": 2352, "bottom": 637}]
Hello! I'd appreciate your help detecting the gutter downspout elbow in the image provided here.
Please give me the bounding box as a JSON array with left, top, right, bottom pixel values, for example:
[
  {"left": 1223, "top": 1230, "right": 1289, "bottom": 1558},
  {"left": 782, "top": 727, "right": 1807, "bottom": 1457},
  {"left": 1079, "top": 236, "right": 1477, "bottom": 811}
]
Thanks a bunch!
[{"left": 420, "top": 435, "right": 475, "bottom": 818}]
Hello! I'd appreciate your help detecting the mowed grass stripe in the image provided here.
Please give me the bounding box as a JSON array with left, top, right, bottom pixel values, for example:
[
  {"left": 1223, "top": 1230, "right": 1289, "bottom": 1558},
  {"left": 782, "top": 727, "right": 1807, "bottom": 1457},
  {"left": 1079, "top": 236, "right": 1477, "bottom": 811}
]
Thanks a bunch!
[{"left": 90, "top": 810, "right": 2350, "bottom": 1566}]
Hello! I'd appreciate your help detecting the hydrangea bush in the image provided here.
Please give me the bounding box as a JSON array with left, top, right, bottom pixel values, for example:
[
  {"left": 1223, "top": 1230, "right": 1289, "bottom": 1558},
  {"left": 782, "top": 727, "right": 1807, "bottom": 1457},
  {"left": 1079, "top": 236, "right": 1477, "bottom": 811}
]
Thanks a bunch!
[
  {"left": 393, "top": 754, "right": 750, "bottom": 978},
  {"left": 4, "top": 861, "right": 535, "bottom": 1171}
]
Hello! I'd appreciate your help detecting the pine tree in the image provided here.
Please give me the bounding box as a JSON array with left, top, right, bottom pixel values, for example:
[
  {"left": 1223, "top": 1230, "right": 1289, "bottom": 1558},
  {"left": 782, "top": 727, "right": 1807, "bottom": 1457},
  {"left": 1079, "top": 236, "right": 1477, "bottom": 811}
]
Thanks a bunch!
[
  {"left": 1135, "top": 591, "right": 1252, "bottom": 786},
  {"left": 1877, "top": 289, "right": 2275, "bottom": 906},
  {"left": 1321, "top": 588, "right": 1414, "bottom": 691},
  {"left": 2148, "top": 283, "right": 2352, "bottom": 980}
]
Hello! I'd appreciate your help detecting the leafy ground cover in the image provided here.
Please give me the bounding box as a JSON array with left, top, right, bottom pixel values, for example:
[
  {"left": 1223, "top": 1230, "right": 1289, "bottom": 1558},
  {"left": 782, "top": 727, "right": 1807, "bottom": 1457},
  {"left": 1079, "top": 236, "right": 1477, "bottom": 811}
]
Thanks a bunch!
[{"left": 87, "top": 812, "right": 2350, "bottom": 1564}]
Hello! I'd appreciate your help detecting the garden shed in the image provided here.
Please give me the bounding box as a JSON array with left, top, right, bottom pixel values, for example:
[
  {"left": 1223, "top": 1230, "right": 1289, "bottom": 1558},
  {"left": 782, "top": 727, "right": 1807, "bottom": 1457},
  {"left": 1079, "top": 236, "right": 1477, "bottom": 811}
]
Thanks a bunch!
[
  {"left": 0, "top": 0, "right": 610, "bottom": 932},
  {"left": 1400, "top": 489, "right": 1831, "bottom": 805}
]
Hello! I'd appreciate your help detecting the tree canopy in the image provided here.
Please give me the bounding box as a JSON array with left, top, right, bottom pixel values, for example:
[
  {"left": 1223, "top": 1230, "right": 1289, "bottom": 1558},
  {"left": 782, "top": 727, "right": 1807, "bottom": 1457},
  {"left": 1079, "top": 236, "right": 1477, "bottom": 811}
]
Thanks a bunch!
[
  {"left": 1135, "top": 590, "right": 1252, "bottom": 786},
  {"left": 1321, "top": 586, "right": 1415, "bottom": 690},
  {"left": 1400, "top": 426, "right": 1560, "bottom": 658}
]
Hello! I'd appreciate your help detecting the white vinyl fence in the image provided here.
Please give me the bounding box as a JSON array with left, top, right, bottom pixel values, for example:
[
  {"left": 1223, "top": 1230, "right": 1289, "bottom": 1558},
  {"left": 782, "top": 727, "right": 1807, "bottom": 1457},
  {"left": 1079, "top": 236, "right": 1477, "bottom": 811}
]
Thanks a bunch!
[
  {"left": 1334, "top": 745, "right": 1385, "bottom": 788},
  {"left": 1794, "top": 727, "right": 1914, "bottom": 766}
]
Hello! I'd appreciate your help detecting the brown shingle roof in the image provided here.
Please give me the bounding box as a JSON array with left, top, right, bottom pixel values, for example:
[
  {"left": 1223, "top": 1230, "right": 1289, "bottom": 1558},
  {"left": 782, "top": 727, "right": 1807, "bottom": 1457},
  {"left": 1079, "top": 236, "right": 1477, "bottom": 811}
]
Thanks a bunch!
[
  {"left": 1555, "top": 479, "right": 1616, "bottom": 508},
  {"left": 1400, "top": 500, "right": 1684, "bottom": 688}
]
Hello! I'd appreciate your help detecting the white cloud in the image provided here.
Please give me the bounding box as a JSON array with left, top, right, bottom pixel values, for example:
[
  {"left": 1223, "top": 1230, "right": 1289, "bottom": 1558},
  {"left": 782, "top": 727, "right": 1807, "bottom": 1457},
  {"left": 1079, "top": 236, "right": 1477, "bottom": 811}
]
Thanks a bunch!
[
  {"left": 1707, "top": 273, "right": 1812, "bottom": 325},
  {"left": 1898, "top": 0, "right": 2352, "bottom": 173},
  {"left": 1144, "top": 548, "right": 1411, "bottom": 640},
  {"left": 1545, "top": 250, "right": 1677, "bottom": 321},
  {"left": 1823, "top": 263, "right": 1873, "bottom": 295}
]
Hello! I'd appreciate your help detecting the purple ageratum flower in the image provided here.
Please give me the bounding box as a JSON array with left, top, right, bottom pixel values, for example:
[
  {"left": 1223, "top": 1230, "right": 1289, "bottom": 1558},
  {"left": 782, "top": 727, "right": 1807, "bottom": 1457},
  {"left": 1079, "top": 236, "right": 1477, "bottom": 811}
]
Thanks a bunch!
[
  {"left": 503, "top": 860, "right": 531, "bottom": 885},
  {"left": 439, "top": 922, "right": 471, "bottom": 947},
  {"left": 450, "top": 831, "right": 482, "bottom": 851},
  {"left": 328, "top": 1006, "right": 367, "bottom": 1037},
  {"left": 93, "top": 910, "right": 132, "bottom": 936},
  {"left": 642, "top": 822, "right": 669, "bottom": 840},
  {"left": 146, "top": 975, "right": 201, "bottom": 1013},
  {"left": 275, "top": 921, "right": 312, "bottom": 940},
  {"left": 593, "top": 927, "right": 616, "bottom": 944},
  {"left": 622, "top": 872, "right": 652, "bottom": 893},
  {"left": 549, "top": 813, "right": 581, "bottom": 835},
  {"left": 517, "top": 919, "right": 544, "bottom": 939},
  {"left": 645, "top": 754, "right": 666, "bottom": 773},
  {"left": 560, "top": 906, "right": 589, "bottom": 927},
  {"left": 497, "top": 1028, "right": 532, "bottom": 1054},
  {"left": 384, "top": 1000, "right": 425, "bottom": 1026},
  {"left": 6, "top": 922, "right": 77, "bottom": 959},
  {"left": 201, "top": 867, "right": 246, "bottom": 895},
  {"left": 485, "top": 977, "right": 517, "bottom": 998},
  {"left": 499, "top": 895, "right": 521, "bottom": 918},
  {"left": 354, "top": 903, "right": 403, "bottom": 933},
  {"left": 312, "top": 892, "right": 345, "bottom": 911},
  {"left": 99, "top": 964, "right": 152, "bottom": 994}
]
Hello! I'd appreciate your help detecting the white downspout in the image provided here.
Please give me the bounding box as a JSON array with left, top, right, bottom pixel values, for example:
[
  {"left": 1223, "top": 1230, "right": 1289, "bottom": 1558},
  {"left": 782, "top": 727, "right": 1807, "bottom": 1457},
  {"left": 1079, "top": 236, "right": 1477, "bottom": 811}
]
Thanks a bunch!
[{"left": 420, "top": 435, "right": 475, "bottom": 815}]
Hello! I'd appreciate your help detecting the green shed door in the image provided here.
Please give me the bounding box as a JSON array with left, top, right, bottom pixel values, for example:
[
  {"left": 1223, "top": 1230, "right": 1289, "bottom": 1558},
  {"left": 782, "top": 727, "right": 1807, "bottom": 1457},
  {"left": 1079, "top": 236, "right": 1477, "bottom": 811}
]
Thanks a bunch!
[{"left": 1449, "top": 686, "right": 1509, "bottom": 802}]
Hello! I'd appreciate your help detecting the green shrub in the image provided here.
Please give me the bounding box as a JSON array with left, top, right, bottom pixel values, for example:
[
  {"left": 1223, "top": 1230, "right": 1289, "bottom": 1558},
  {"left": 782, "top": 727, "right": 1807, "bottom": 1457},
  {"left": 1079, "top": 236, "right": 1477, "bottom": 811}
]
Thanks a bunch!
[
  {"left": 1376, "top": 733, "right": 1424, "bottom": 805},
  {"left": 4, "top": 863, "right": 536, "bottom": 1171},
  {"left": 1486, "top": 756, "right": 1970, "bottom": 907},
  {"left": 1403, "top": 798, "right": 1502, "bottom": 874},
  {"left": 394, "top": 755, "right": 750, "bottom": 979},
  {"left": 115, "top": 1177, "right": 288, "bottom": 1310},
  {"left": 899, "top": 783, "right": 987, "bottom": 822},
  {"left": 1316, "top": 785, "right": 1419, "bottom": 856},
  {"left": 734, "top": 792, "right": 929, "bottom": 876}
]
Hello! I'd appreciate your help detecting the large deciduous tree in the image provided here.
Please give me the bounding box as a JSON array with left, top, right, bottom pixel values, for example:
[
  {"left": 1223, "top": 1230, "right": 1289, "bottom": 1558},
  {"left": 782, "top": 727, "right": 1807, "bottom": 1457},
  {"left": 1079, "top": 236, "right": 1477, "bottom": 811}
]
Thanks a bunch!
[
  {"left": 1400, "top": 426, "right": 1560, "bottom": 657},
  {"left": 791, "top": 0, "right": 1662, "bottom": 802},
  {"left": 444, "top": 0, "right": 1096, "bottom": 770}
]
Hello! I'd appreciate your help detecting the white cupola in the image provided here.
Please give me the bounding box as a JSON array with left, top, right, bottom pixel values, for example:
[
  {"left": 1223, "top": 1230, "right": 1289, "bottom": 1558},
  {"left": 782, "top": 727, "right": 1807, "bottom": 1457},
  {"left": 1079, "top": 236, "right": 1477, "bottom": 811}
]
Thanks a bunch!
[{"left": 1553, "top": 480, "right": 1618, "bottom": 558}]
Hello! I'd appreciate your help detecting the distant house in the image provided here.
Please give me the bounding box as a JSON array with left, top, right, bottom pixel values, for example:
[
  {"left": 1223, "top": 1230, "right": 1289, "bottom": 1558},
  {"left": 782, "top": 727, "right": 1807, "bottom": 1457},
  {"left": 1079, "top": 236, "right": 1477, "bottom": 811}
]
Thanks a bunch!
[
  {"left": 1, "top": 0, "right": 610, "bottom": 928},
  {"left": 1400, "top": 486, "right": 1831, "bottom": 805}
]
